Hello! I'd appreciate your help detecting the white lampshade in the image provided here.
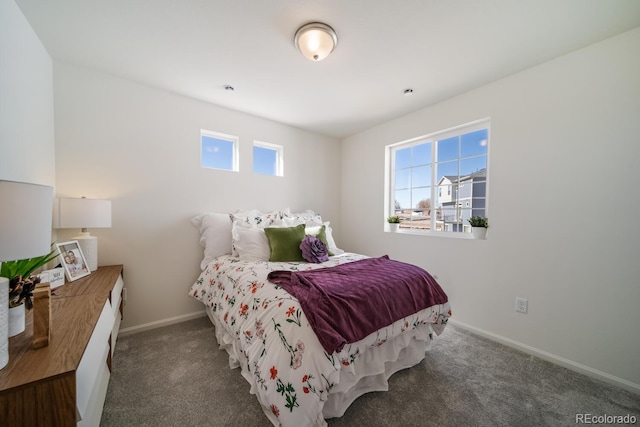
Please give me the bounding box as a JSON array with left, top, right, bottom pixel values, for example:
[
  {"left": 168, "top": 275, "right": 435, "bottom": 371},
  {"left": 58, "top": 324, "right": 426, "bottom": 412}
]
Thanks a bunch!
[
  {"left": 294, "top": 22, "right": 338, "bottom": 61},
  {"left": 0, "top": 180, "right": 53, "bottom": 262},
  {"left": 53, "top": 197, "right": 111, "bottom": 271},
  {"left": 0, "top": 180, "right": 53, "bottom": 370},
  {"left": 53, "top": 198, "right": 112, "bottom": 229}
]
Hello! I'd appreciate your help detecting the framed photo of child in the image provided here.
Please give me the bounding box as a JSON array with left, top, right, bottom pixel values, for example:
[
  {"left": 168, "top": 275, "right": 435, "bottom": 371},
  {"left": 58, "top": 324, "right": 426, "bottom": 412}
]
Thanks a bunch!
[{"left": 55, "top": 240, "right": 91, "bottom": 281}]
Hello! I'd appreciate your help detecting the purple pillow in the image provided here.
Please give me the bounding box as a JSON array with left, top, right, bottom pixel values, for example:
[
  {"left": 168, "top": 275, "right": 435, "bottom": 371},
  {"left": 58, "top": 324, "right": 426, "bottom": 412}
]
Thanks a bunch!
[{"left": 299, "top": 235, "right": 329, "bottom": 263}]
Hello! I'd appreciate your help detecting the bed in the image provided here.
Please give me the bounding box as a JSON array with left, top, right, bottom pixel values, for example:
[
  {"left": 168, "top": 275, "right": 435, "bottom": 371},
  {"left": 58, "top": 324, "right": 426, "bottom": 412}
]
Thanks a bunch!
[{"left": 188, "top": 209, "right": 451, "bottom": 426}]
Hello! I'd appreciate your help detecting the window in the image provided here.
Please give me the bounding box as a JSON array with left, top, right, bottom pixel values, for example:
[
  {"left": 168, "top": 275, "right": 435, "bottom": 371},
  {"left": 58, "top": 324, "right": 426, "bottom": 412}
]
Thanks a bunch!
[
  {"left": 201, "top": 130, "right": 238, "bottom": 171},
  {"left": 253, "top": 141, "right": 283, "bottom": 176},
  {"left": 386, "top": 119, "right": 489, "bottom": 235}
]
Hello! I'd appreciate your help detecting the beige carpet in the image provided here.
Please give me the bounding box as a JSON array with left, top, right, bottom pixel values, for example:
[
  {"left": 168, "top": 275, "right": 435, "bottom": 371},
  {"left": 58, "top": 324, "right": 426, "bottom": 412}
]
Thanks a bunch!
[{"left": 100, "top": 317, "right": 640, "bottom": 427}]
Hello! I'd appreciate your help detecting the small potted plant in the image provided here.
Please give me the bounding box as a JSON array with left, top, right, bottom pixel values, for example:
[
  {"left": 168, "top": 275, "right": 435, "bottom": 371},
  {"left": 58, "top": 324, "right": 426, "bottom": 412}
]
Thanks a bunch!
[
  {"left": 467, "top": 216, "right": 488, "bottom": 239},
  {"left": 0, "top": 245, "right": 58, "bottom": 336},
  {"left": 387, "top": 215, "right": 401, "bottom": 232}
]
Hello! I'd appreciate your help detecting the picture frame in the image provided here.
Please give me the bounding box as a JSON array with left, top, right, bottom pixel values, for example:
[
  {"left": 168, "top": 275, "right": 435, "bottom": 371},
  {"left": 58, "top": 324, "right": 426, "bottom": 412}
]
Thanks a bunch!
[{"left": 55, "top": 240, "right": 91, "bottom": 281}]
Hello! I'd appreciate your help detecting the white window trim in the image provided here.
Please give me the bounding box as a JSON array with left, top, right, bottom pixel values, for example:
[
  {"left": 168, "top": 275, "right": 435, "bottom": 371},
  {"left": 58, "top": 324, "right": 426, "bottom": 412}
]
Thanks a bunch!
[
  {"left": 200, "top": 129, "right": 239, "bottom": 172},
  {"left": 384, "top": 118, "right": 490, "bottom": 237},
  {"left": 253, "top": 140, "right": 284, "bottom": 177}
]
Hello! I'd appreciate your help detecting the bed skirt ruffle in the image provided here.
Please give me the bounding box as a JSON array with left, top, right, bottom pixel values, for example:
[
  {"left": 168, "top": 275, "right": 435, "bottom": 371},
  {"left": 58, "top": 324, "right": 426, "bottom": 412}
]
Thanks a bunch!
[{"left": 206, "top": 308, "right": 434, "bottom": 425}]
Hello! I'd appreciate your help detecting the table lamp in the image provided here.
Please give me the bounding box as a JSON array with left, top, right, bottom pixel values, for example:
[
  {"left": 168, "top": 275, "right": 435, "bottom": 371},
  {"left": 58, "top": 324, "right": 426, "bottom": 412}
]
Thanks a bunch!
[
  {"left": 53, "top": 197, "right": 111, "bottom": 272},
  {"left": 0, "top": 180, "right": 53, "bottom": 370}
]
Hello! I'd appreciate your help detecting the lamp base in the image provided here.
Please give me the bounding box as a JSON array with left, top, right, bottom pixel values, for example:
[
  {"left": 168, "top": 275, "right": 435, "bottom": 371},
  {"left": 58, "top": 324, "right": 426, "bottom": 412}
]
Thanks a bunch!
[
  {"left": 74, "top": 232, "right": 98, "bottom": 272},
  {"left": 1, "top": 276, "right": 9, "bottom": 370}
]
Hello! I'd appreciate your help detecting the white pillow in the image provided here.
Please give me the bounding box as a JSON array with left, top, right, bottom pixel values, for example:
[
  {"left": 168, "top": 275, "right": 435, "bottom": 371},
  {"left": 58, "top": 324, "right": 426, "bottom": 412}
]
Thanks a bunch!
[
  {"left": 231, "top": 209, "right": 281, "bottom": 228},
  {"left": 191, "top": 213, "right": 232, "bottom": 270},
  {"left": 231, "top": 209, "right": 283, "bottom": 255},
  {"left": 234, "top": 227, "right": 270, "bottom": 261},
  {"left": 280, "top": 208, "right": 323, "bottom": 226},
  {"left": 323, "top": 221, "right": 344, "bottom": 255}
]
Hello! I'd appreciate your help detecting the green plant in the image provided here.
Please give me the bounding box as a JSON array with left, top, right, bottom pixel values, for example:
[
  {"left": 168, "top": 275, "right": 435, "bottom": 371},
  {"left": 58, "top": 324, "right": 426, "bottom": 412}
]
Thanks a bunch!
[
  {"left": 387, "top": 215, "right": 400, "bottom": 224},
  {"left": 467, "top": 216, "right": 489, "bottom": 228},
  {"left": 1, "top": 244, "right": 58, "bottom": 308}
]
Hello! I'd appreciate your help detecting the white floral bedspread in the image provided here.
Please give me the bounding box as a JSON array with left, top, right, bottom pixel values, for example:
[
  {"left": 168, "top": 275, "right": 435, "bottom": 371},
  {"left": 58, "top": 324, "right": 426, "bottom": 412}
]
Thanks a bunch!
[{"left": 188, "top": 253, "right": 451, "bottom": 426}]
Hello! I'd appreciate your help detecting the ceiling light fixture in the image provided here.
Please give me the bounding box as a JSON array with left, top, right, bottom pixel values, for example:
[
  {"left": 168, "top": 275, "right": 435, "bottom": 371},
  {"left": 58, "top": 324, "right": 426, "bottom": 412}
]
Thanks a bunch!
[{"left": 294, "top": 22, "right": 338, "bottom": 61}]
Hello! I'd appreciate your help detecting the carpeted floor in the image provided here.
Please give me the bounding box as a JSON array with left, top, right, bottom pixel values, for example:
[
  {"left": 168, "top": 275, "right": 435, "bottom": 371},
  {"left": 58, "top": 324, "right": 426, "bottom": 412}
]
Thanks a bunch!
[{"left": 100, "top": 317, "right": 639, "bottom": 427}]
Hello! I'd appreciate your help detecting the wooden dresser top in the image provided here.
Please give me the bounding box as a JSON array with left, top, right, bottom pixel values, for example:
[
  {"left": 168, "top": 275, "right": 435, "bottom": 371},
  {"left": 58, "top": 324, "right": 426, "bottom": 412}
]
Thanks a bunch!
[{"left": 0, "top": 265, "right": 123, "bottom": 392}]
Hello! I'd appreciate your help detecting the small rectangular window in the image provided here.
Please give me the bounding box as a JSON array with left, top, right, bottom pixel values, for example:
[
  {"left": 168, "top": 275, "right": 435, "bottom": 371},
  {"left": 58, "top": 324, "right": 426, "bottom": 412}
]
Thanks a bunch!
[
  {"left": 201, "top": 130, "right": 238, "bottom": 171},
  {"left": 253, "top": 141, "right": 283, "bottom": 176}
]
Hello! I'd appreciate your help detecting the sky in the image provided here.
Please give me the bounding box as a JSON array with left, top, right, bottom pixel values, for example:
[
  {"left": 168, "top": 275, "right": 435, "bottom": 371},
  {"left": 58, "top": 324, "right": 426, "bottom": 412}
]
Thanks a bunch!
[
  {"left": 394, "top": 129, "right": 488, "bottom": 210},
  {"left": 201, "top": 135, "right": 234, "bottom": 170},
  {"left": 201, "top": 135, "right": 278, "bottom": 175}
]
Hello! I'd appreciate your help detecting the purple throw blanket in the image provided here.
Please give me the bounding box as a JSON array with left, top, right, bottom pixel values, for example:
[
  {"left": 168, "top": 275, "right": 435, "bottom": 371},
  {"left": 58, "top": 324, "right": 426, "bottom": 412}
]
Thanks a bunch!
[{"left": 267, "top": 255, "right": 448, "bottom": 354}]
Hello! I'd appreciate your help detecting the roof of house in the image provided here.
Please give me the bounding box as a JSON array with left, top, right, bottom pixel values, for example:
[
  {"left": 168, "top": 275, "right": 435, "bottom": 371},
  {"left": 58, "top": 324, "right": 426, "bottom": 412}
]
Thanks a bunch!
[{"left": 438, "top": 168, "right": 487, "bottom": 185}]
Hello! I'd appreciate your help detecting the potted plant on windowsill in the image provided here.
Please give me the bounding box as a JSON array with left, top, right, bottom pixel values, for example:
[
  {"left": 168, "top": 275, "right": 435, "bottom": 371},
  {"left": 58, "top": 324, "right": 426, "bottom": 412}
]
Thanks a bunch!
[
  {"left": 468, "top": 216, "right": 488, "bottom": 240},
  {"left": 387, "top": 215, "right": 401, "bottom": 232},
  {"left": 0, "top": 245, "right": 58, "bottom": 337}
]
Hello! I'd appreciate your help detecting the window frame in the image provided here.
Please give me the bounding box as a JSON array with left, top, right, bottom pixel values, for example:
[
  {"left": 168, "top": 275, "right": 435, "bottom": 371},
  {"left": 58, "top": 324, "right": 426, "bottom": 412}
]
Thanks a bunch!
[
  {"left": 385, "top": 119, "right": 490, "bottom": 237},
  {"left": 253, "top": 140, "right": 283, "bottom": 177},
  {"left": 200, "top": 129, "right": 239, "bottom": 172}
]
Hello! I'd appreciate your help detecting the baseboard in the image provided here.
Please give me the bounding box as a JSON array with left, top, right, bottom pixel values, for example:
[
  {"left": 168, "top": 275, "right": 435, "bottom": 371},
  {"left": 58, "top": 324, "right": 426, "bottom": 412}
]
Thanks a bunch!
[
  {"left": 117, "top": 313, "right": 639, "bottom": 395},
  {"left": 448, "top": 319, "right": 640, "bottom": 395},
  {"left": 118, "top": 310, "right": 207, "bottom": 337}
]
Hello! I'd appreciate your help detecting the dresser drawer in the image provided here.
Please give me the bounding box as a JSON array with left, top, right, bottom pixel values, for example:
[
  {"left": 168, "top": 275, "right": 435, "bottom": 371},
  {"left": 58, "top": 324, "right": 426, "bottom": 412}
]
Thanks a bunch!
[
  {"left": 76, "top": 300, "right": 115, "bottom": 422},
  {"left": 0, "top": 265, "right": 124, "bottom": 427},
  {"left": 110, "top": 275, "right": 124, "bottom": 356}
]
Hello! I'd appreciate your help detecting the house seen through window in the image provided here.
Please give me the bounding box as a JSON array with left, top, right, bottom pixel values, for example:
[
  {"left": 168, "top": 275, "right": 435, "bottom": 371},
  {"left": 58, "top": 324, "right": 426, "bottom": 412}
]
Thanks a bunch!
[{"left": 387, "top": 119, "right": 489, "bottom": 235}]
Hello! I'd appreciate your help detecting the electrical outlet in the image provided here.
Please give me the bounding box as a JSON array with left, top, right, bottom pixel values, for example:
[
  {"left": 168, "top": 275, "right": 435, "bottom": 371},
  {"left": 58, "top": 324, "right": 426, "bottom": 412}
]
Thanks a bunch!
[
  {"left": 123, "top": 287, "right": 128, "bottom": 302},
  {"left": 515, "top": 297, "right": 528, "bottom": 313}
]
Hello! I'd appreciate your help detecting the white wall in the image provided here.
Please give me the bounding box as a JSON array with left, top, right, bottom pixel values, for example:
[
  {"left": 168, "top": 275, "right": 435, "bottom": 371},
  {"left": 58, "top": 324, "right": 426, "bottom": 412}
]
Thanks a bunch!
[
  {"left": 7, "top": 0, "right": 638, "bottom": 392},
  {"left": 53, "top": 63, "right": 342, "bottom": 331},
  {"left": 341, "top": 28, "right": 640, "bottom": 390},
  {"left": 0, "top": 0, "right": 55, "bottom": 185}
]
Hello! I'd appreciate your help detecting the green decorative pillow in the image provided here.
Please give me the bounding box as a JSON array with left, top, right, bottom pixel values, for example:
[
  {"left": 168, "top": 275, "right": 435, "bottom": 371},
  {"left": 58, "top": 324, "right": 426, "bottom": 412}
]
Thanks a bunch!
[
  {"left": 264, "top": 224, "right": 306, "bottom": 262},
  {"left": 305, "top": 225, "right": 334, "bottom": 256}
]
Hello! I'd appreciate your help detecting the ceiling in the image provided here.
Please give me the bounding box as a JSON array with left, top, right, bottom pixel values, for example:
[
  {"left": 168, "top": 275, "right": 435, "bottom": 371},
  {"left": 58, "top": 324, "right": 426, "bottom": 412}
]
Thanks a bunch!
[{"left": 15, "top": 0, "right": 640, "bottom": 139}]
